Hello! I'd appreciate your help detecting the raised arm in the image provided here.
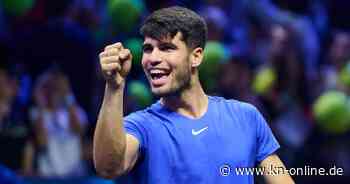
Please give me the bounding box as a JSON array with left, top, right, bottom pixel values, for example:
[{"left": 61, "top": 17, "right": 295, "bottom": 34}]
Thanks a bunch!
[{"left": 93, "top": 42, "right": 139, "bottom": 179}]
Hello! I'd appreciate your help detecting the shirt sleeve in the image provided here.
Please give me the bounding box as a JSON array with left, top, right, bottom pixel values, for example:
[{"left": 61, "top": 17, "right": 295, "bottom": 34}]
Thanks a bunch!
[
  {"left": 254, "top": 107, "right": 280, "bottom": 162},
  {"left": 124, "top": 112, "right": 148, "bottom": 154}
]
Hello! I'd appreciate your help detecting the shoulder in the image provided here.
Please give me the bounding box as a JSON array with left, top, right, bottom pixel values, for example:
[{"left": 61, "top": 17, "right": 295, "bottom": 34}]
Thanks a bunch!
[
  {"left": 209, "top": 96, "right": 264, "bottom": 130},
  {"left": 209, "top": 96, "right": 259, "bottom": 115},
  {"left": 124, "top": 101, "right": 161, "bottom": 123},
  {"left": 124, "top": 110, "right": 150, "bottom": 124}
]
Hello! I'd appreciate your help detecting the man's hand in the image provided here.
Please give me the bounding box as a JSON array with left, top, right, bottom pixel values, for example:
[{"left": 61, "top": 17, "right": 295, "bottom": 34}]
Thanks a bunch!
[{"left": 99, "top": 42, "right": 132, "bottom": 89}]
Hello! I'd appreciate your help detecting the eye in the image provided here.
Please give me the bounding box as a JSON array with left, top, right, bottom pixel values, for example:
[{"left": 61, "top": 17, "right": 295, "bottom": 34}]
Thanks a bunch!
[{"left": 142, "top": 44, "right": 153, "bottom": 53}]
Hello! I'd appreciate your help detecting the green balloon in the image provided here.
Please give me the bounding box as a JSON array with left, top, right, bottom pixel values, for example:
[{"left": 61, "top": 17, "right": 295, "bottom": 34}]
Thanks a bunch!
[
  {"left": 125, "top": 38, "right": 143, "bottom": 67},
  {"left": 252, "top": 67, "right": 277, "bottom": 95},
  {"left": 131, "top": 0, "right": 145, "bottom": 12},
  {"left": 128, "top": 80, "right": 152, "bottom": 107},
  {"left": 2, "top": 0, "right": 35, "bottom": 16},
  {"left": 339, "top": 61, "right": 350, "bottom": 87},
  {"left": 203, "top": 41, "right": 226, "bottom": 67},
  {"left": 313, "top": 91, "right": 350, "bottom": 134},
  {"left": 107, "top": 0, "right": 142, "bottom": 32},
  {"left": 200, "top": 41, "right": 226, "bottom": 91}
]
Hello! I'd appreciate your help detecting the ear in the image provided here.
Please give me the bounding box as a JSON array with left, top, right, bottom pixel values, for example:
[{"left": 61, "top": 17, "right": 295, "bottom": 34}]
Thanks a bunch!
[{"left": 190, "top": 47, "right": 204, "bottom": 68}]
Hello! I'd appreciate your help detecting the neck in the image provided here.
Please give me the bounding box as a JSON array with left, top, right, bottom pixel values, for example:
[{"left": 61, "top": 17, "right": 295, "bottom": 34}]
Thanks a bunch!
[{"left": 161, "top": 76, "right": 208, "bottom": 119}]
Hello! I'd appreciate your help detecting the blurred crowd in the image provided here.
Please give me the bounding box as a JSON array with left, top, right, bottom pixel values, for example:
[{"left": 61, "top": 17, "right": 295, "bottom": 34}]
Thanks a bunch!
[{"left": 1, "top": 0, "right": 350, "bottom": 183}]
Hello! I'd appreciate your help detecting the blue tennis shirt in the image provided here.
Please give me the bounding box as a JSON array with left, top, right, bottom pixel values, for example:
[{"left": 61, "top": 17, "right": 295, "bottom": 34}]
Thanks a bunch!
[{"left": 116, "top": 96, "right": 280, "bottom": 184}]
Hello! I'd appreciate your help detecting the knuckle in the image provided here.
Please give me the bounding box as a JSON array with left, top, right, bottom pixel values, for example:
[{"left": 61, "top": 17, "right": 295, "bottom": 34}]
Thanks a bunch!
[
  {"left": 100, "top": 57, "right": 108, "bottom": 64},
  {"left": 120, "top": 49, "right": 127, "bottom": 55},
  {"left": 104, "top": 45, "right": 111, "bottom": 51},
  {"left": 115, "top": 42, "right": 123, "bottom": 48},
  {"left": 113, "top": 56, "right": 120, "bottom": 62},
  {"left": 121, "top": 49, "right": 130, "bottom": 57},
  {"left": 101, "top": 63, "right": 108, "bottom": 68},
  {"left": 109, "top": 48, "right": 119, "bottom": 55},
  {"left": 99, "top": 52, "right": 106, "bottom": 58}
]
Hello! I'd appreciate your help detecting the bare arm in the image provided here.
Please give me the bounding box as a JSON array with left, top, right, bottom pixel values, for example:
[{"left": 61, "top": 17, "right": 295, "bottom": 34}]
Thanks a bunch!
[
  {"left": 259, "top": 154, "right": 295, "bottom": 184},
  {"left": 93, "top": 83, "right": 128, "bottom": 178},
  {"left": 93, "top": 43, "right": 139, "bottom": 179}
]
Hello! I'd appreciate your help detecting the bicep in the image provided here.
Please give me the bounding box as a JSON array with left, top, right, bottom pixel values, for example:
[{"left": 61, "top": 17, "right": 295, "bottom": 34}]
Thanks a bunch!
[
  {"left": 124, "top": 134, "right": 140, "bottom": 173},
  {"left": 259, "top": 154, "right": 295, "bottom": 184}
]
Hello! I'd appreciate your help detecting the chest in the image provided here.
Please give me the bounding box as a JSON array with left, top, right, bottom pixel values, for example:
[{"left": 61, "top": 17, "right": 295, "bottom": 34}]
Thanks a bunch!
[{"left": 147, "top": 113, "right": 257, "bottom": 176}]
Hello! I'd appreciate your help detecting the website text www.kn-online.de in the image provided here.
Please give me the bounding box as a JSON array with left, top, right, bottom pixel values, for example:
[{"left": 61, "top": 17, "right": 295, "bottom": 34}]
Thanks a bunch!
[{"left": 219, "top": 164, "right": 344, "bottom": 176}]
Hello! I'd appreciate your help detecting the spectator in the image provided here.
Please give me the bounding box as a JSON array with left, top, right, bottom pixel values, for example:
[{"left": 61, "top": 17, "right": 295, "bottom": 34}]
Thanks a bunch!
[
  {"left": 260, "top": 25, "right": 313, "bottom": 166},
  {"left": 30, "top": 69, "right": 89, "bottom": 177},
  {"left": 322, "top": 31, "right": 350, "bottom": 91},
  {"left": 0, "top": 69, "right": 34, "bottom": 176}
]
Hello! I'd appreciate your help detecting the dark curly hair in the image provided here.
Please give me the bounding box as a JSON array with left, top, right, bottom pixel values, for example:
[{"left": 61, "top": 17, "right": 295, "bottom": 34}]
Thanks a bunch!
[{"left": 140, "top": 6, "right": 208, "bottom": 50}]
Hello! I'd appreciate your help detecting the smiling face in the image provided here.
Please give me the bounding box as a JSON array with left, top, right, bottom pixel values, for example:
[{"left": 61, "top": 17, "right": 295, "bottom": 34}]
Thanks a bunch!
[{"left": 142, "top": 32, "right": 193, "bottom": 97}]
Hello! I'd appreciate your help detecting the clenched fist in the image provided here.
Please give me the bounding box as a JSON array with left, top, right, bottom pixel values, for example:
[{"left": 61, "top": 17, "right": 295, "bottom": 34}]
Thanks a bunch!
[{"left": 99, "top": 42, "right": 132, "bottom": 88}]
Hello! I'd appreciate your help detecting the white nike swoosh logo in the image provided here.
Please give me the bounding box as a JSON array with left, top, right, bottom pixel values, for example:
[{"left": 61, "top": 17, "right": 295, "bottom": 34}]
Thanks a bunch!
[{"left": 192, "top": 126, "right": 208, "bottom": 136}]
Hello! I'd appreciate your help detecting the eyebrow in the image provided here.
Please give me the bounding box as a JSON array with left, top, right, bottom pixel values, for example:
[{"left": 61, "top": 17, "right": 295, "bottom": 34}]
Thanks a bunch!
[
  {"left": 158, "top": 42, "right": 178, "bottom": 49},
  {"left": 142, "top": 42, "right": 178, "bottom": 50}
]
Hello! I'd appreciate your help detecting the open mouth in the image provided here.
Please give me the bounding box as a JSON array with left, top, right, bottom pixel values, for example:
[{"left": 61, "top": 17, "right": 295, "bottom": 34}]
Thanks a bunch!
[{"left": 149, "top": 69, "right": 170, "bottom": 86}]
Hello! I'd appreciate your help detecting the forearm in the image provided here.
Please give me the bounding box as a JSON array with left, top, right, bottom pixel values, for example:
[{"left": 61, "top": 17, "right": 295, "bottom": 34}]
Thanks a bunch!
[{"left": 93, "top": 82, "right": 127, "bottom": 178}]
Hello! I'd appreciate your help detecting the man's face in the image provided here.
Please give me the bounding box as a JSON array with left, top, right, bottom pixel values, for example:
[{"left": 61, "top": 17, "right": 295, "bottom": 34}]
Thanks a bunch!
[{"left": 141, "top": 32, "right": 192, "bottom": 97}]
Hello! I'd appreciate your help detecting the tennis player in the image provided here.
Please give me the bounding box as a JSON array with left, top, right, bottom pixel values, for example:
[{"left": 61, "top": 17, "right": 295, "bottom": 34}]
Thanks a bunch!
[{"left": 93, "top": 6, "right": 294, "bottom": 184}]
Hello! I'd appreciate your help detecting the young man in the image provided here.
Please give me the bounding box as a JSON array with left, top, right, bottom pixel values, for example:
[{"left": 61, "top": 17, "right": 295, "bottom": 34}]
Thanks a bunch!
[{"left": 93, "top": 6, "right": 294, "bottom": 184}]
